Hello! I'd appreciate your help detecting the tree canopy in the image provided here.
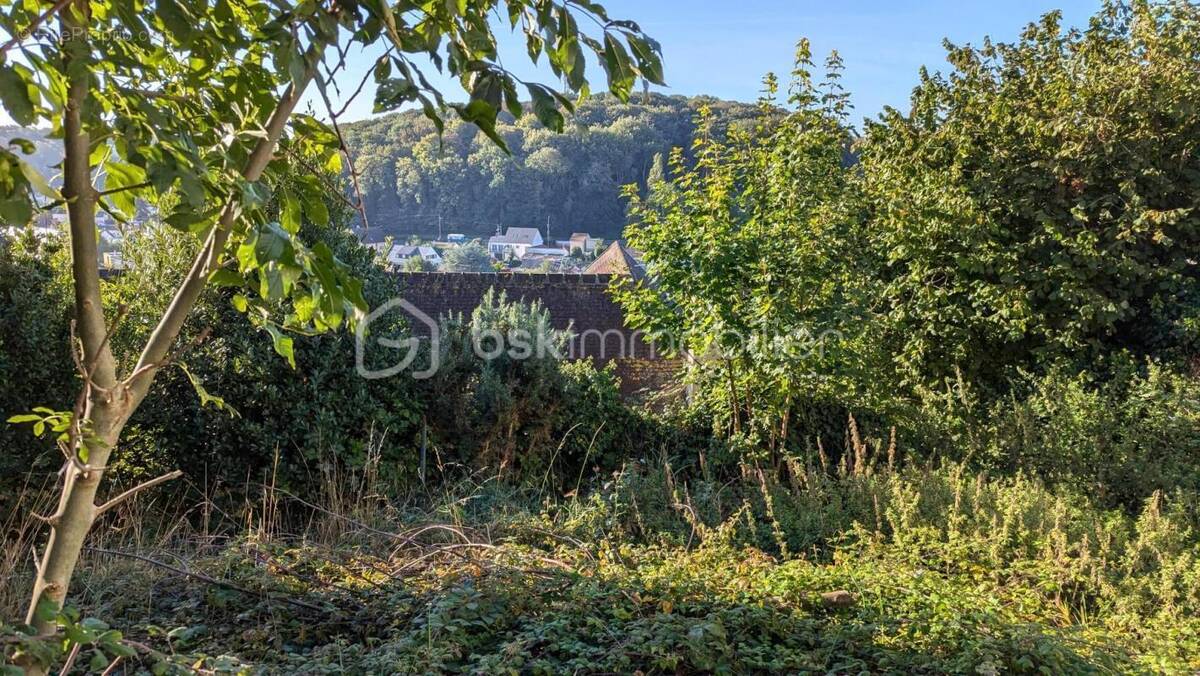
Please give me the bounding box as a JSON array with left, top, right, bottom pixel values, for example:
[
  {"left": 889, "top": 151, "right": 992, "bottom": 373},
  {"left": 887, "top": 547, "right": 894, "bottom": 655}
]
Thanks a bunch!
[
  {"left": 860, "top": 1, "right": 1200, "bottom": 389},
  {"left": 344, "top": 94, "right": 759, "bottom": 240}
]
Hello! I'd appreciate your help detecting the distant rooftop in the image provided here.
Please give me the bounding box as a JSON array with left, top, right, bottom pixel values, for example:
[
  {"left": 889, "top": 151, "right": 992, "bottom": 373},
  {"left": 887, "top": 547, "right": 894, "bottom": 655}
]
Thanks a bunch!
[
  {"left": 492, "top": 227, "right": 543, "bottom": 245},
  {"left": 585, "top": 241, "right": 645, "bottom": 281}
]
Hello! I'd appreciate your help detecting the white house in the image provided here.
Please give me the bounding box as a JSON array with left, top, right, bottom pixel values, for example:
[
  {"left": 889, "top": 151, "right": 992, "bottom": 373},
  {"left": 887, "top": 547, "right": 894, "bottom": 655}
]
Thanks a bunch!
[
  {"left": 102, "top": 251, "right": 127, "bottom": 270},
  {"left": 568, "top": 232, "right": 599, "bottom": 254},
  {"left": 487, "top": 227, "right": 543, "bottom": 259},
  {"left": 387, "top": 244, "right": 442, "bottom": 267}
]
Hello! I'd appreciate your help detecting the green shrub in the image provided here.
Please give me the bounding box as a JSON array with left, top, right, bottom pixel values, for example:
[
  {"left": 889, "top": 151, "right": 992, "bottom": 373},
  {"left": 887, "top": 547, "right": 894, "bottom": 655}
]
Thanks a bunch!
[
  {"left": 860, "top": 2, "right": 1200, "bottom": 390},
  {"left": 99, "top": 221, "right": 421, "bottom": 488},
  {"left": 915, "top": 359, "right": 1200, "bottom": 509},
  {"left": 418, "top": 288, "right": 656, "bottom": 485},
  {"left": 0, "top": 230, "right": 74, "bottom": 501}
]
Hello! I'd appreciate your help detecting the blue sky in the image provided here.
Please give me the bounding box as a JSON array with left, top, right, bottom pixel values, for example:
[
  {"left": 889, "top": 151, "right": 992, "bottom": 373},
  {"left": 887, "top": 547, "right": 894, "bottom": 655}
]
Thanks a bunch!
[
  {"left": 0, "top": 2, "right": 1103, "bottom": 128},
  {"left": 311, "top": 0, "right": 1103, "bottom": 126}
]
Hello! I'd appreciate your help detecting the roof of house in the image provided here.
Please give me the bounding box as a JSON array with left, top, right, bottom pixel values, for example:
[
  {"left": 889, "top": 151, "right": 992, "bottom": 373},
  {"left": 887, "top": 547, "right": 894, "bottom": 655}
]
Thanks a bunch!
[
  {"left": 389, "top": 245, "right": 440, "bottom": 259},
  {"left": 585, "top": 240, "right": 645, "bottom": 280},
  {"left": 569, "top": 232, "right": 592, "bottom": 241},
  {"left": 492, "top": 227, "right": 543, "bottom": 245}
]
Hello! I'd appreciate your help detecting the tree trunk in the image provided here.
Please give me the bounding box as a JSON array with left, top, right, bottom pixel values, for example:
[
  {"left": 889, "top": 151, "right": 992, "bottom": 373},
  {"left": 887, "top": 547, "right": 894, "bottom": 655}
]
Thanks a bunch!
[
  {"left": 24, "top": 0, "right": 122, "bottom": 642},
  {"left": 19, "top": 11, "right": 322, "bottom": 671},
  {"left": 25, "top": 406, "right": 125, "bottom": 633}
]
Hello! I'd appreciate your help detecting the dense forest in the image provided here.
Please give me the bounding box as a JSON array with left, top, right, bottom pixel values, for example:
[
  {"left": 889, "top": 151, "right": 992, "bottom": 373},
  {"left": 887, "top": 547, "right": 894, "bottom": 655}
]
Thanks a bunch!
[{"left": 344, "top": 94, "right": 759, "bottom": 240}]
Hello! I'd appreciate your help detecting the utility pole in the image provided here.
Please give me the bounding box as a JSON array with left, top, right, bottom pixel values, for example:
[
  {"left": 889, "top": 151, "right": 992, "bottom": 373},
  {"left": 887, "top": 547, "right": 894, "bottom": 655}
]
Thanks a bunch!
[
  {"left": 437, "top": 214, "right": 443, "bottom": 241},
  {"left": 545, "top": 214, "right": 551, "bottom": 245}
]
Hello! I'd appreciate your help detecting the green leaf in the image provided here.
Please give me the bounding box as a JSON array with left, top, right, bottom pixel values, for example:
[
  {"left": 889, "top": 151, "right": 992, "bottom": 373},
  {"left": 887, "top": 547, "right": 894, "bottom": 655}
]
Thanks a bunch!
[
  {"left": 178, "top": 363, "right": 239, "bottom": 416},
  {"left": 102, "top": 161, "right": 147, "bottom": 218},
  {"left": 0, "top": 64, "right": 37, "bottom": 126},
  {"left": 34, "top": 596, "right": 58, "bottom": 623},
  {"left": 18, "top": 162, "right": 59, "bottom": 201},
  {"left": 602, "top": 33, "right": 636, "bottom": 101},
  {"left": 453, "top": 100, "right": 508, "bottom": 152},
  {"left": 156, "top": 0, "right": 194, "bottom": 45},
  {"left": 208, "top": 269, "right": 244, "bottom": 287},
  {"left": 7, "top": 137, "right": 35, "bottom": 154},
  {"left": 266, "top": 325, "right": 296, "bottom": 368},
  {"left": 302, "top": 194, "right": 329, "bottom": 228},
  {"left": 281, "top": 191, "right": 301, "bottom": 234},
  {"left": 89, "top": 651, "right": 110, "bottom": 672},
  {"left": 627, "top": 35, "right": 665, "bottom": 85},
  {"left": 527, "top": 84, "right": 564, "bottom": 132}
]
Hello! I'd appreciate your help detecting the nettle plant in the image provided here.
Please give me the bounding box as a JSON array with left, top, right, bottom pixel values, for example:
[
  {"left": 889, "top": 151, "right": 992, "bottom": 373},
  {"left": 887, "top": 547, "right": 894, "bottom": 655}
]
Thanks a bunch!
[{"left": 0, "top": 0, "right": 659, "bottom": 663}]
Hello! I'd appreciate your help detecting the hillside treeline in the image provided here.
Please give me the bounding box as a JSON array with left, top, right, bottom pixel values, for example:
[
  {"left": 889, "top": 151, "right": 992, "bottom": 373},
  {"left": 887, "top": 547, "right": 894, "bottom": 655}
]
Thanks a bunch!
[{"left": 344, "top": 94, "right": 759, "bottom": 240}]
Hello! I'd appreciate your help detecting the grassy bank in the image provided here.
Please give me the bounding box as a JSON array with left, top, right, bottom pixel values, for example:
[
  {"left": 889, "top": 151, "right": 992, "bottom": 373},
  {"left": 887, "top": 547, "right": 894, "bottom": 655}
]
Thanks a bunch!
[{"left": 4, "top": 458, "right": 1197, "bottom": 674}]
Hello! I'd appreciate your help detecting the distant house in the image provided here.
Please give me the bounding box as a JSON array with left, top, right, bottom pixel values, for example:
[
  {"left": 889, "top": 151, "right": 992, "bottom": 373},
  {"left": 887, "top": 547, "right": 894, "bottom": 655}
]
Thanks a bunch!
[
  {"left": 568, "top": 232, "right": 598, "bottom": 254},
  {"left": 101, "top": 251, "right": 127, "bottom": 270},
  {"left": 446, "top": 233, "right": 467, "bottom": 244},
  {"left": 585, "top": 240, "right": 646, "bottom": 281},
  {"left": 386, "top": 245, "right": 442, "bottom": 268},
  {"left": 365, "top": 241, "right": 392, "bottom": 257},
  {"left": 487, "top": 227, "right": 543, "bottom": 259}
]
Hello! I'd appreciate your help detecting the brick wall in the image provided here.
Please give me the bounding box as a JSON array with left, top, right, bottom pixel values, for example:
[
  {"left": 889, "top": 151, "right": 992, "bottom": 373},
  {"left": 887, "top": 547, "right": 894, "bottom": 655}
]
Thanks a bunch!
[{"left": 392, "top": 271, "right": 678, "bottom": 397}]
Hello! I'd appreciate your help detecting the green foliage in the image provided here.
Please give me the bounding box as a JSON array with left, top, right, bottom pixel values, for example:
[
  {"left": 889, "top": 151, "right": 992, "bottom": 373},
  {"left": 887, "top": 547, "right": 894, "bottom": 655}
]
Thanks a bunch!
[
  {"left": 419, "top": 288, "right": 650, "bottom": 483},
  {"left": 1, "top": 601, "right": 246, "bottom": 675},
  {"left": 859, "top": 1, "right": 1200, "bottom": 390},
  {"left": 0, "top": 0, "right": 663, "bottom": 491},
  {"left": 2, "top": 603, "right": 136, "bottom": 674},
  {"left": 620, "top": 43, "right": 880, "bottom": 453},
  {"left": 0, "top": 232, "right": 73, "bottom": 499},
  {"left": 920, "top": 358, "right": 1200, "bottom": 510},
  {"left": 618, "top": 4, "right": 1200, "bottom": 507},
  {"left": 344, "top": 94, "right": 761, "bottom": 240},
  {"left": 102, "top": 217, "right": 422, "bottom": 485},
  {"left": 440, "top": 240, "right": 495, "bottom": 272},
  {"left": 34, "top": 461, "right": 1200, "bottom": 674}
]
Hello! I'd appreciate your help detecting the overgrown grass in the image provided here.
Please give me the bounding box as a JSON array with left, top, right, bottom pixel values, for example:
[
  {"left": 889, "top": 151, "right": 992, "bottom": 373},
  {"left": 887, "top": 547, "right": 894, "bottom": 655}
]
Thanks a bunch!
[{"left": 5, "top": 450, "right": 1198, "bottom": 674}]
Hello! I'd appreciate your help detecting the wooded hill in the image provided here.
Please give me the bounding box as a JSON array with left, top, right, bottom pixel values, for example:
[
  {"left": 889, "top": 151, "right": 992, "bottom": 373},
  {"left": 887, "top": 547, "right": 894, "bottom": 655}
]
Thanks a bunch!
[{"left": 343, "top": 94, "right": 759, "bottom": 241}]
